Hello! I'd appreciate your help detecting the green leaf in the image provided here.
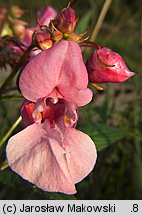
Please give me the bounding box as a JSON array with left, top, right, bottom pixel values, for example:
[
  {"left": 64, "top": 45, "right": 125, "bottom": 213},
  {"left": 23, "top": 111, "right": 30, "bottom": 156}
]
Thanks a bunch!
[
  {"left": 0, "top": 169, "right": 18, "bottom": 187},
  {"left": 76, "top": 11, "right": 91, "bottom": 34},
  {"left": 0, "top": 169, "right": 76, "bottom": 199},
  {"left": 79, "top": 123, "right": 128, "bottom": 151},
  {"left": 49, "top": 193, "right": 76, "bottom": 200}
]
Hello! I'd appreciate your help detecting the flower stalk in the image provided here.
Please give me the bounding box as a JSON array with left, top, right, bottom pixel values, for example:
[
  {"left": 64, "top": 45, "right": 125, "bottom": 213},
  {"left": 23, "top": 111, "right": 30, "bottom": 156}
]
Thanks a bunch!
[{"left": 0, "top": 116, "right": 22, "bottom": 147}]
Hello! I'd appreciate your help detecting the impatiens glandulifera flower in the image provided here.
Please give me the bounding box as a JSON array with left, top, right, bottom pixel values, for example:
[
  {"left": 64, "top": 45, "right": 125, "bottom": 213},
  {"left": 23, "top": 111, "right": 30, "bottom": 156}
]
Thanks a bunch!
[
  {"left": 19, "top": 40, "right": 93, "bottom": 106},
  {"left": 6, "top": 40, "right": 97, "bottom": 194},
  {"left": 7, "top": 98, "right": 96, "bottom": 194},
  {"left": 86, "top": 47, "right": 135, "bottom": 84}
]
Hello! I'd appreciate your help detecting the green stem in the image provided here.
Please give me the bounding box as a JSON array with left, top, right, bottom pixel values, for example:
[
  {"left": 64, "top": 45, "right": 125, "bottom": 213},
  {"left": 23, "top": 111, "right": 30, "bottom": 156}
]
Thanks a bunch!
[
  {"left": 90, "top": 0, "right": 112, "bottom": 42},
  {"left": 70, "top": 0, "right": 79, "bottom": 7},
  {"left": 85, "top": 0, "right": 112, "bottom": 56},
  {"left": 0, "top": 116, "right": 22, "bottom": 147},
  {"left": 0, "top": 95, "right": 23, "bottom": 101},
  {"left": 0, "top": 44, "right": 34, "bottom": 96},
  {"left": 0, "top": 161, "right": 9, "bottom": 171}
]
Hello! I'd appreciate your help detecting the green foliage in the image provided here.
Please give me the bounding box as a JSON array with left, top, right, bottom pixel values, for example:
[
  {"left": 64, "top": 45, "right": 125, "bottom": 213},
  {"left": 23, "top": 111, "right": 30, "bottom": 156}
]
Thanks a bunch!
[
  {"left": 49, "top": 193, "right": 76, "bottom": 200},
  {"left": 0, "top": 169, "right": 76, "bottom": 199},
  {"left": 76, "top": 11, "right": 91, "bottom": 34},
  {"left": 79, "top": 123, "right": 127, "bottom": 151},
  {"left": 0, "top": 170, "right": 18, "bottom": 187}
]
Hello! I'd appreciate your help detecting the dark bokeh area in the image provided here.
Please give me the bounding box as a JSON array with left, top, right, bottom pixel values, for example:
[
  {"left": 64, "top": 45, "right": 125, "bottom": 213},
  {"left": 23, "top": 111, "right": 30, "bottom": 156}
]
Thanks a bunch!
[{"left": 0, "top": 0, "right": 141, "bottom": 199}]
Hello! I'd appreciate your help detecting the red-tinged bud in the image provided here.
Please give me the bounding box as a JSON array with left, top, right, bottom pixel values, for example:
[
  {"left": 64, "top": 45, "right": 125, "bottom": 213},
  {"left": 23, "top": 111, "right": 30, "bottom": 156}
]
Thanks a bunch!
[
  {"left": 55, "top": 6, "right": 78, "bottom": 33},
  {"left": 32, "top": 27, "right": 53, "bottom": 50},
  {"left": 86, "top": 47, "right": 135, "bottom": 83},
  {"left": 21, "top": 100, "right": 35, "bottom": 126},
  {"left": 11, "top": 5, "right": 25, "bottom": 18}
]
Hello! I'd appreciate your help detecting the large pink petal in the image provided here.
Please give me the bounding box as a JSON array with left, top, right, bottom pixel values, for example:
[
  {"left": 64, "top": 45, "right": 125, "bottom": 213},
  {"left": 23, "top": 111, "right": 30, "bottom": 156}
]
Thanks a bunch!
[
  {"left": 6, "top": 123, "right": 76, "bottom": 194},
  {"left": 19, "top": 42, "right": 65, "bottom": 101},
  {"left": 63, "top": 87, "right": 93, "bottom": 106},
  {"left": 19, "top": 40, "right": 92, "bottom": 106},
  {"left": 64, "top": 128, "right": 97, "bottom": 183}
]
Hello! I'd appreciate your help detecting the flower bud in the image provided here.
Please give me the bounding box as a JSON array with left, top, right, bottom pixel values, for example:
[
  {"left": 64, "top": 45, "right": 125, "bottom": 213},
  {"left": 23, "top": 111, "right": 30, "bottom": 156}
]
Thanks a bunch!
[
  {"left": 86, "top": 47, "right": 135, "bottom": 83},
  {"left": 0, "top": 37, "right": 22, "bottom": 68},
  {"left": 20, "top": 100, "right": 35, "bottom": 126},
  {"left": 55, "top": 6, "right": 78, "bottom": 33},
  {"left": 11, "top": 5, "right": 25, "bottom": 18},
  {"left": 32, "top": 27, "right": 53, "bottom": 50}
]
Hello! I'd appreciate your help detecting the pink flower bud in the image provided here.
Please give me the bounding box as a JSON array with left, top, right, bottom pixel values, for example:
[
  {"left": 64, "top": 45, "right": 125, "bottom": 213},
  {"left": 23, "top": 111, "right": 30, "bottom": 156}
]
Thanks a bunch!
[
  {"left": 55, "top": 6, "right": 78, "bottom": 33},
  {"left": 86, "top": 47, "right": 135, "bottom": 83},
  {"left": 32, "top": 27, "right": 53, "bottom": 50}
]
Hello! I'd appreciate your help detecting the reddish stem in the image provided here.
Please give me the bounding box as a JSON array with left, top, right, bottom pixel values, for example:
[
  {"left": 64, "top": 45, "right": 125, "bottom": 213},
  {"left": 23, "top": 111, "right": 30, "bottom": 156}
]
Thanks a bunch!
[
  {"left": 70, "top": 0, "right": 79, "bottom": 7},
  {"left": 79, "top": 41, "right": 101, "bottom": 49}
]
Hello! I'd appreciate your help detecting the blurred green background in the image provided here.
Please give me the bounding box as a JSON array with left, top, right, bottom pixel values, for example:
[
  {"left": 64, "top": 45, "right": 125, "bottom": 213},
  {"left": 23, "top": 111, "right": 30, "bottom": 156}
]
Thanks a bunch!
[{"left": 0, "top": 0, "right": 141, "bottom": 199}]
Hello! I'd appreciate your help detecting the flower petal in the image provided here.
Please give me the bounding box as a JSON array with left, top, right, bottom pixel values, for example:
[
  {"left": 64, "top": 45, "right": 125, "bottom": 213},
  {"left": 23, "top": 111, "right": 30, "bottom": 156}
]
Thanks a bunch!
[
  {"left": 64, "top": 128, "right": 97, "bottom": 183},
  {"left": 37, "top": 6, "right": 57, "bottom": 26},
  {"left": 19, "top": 40, "right": 92, "bottom": 106},
  {"left": 63, "top": 87, "right": 93, "bottom": 106},
  {"left": 6, "top": 123, "right": 76, "bottom": 194},
  {"left": 86, "top": 47, "right": 135, "bottom": 83},
  {"left": 20, "top": 99, "right": 35, "bottom": 126}
]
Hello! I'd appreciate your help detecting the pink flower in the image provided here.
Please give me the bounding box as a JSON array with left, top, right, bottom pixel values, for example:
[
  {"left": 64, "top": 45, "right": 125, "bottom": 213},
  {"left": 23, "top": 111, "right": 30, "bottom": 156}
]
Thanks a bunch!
[
  {"left": 86, "top": 47, "right": 135, "bottom": 83},
  {"left": 19, "top": 40, "right": 92, "bottom": 106},
  {"left": 6, "top": 40, "right": 97, "bottom": 194},
  {"left": 37, "top": 6, "right": 57, "bottom": 27}
]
